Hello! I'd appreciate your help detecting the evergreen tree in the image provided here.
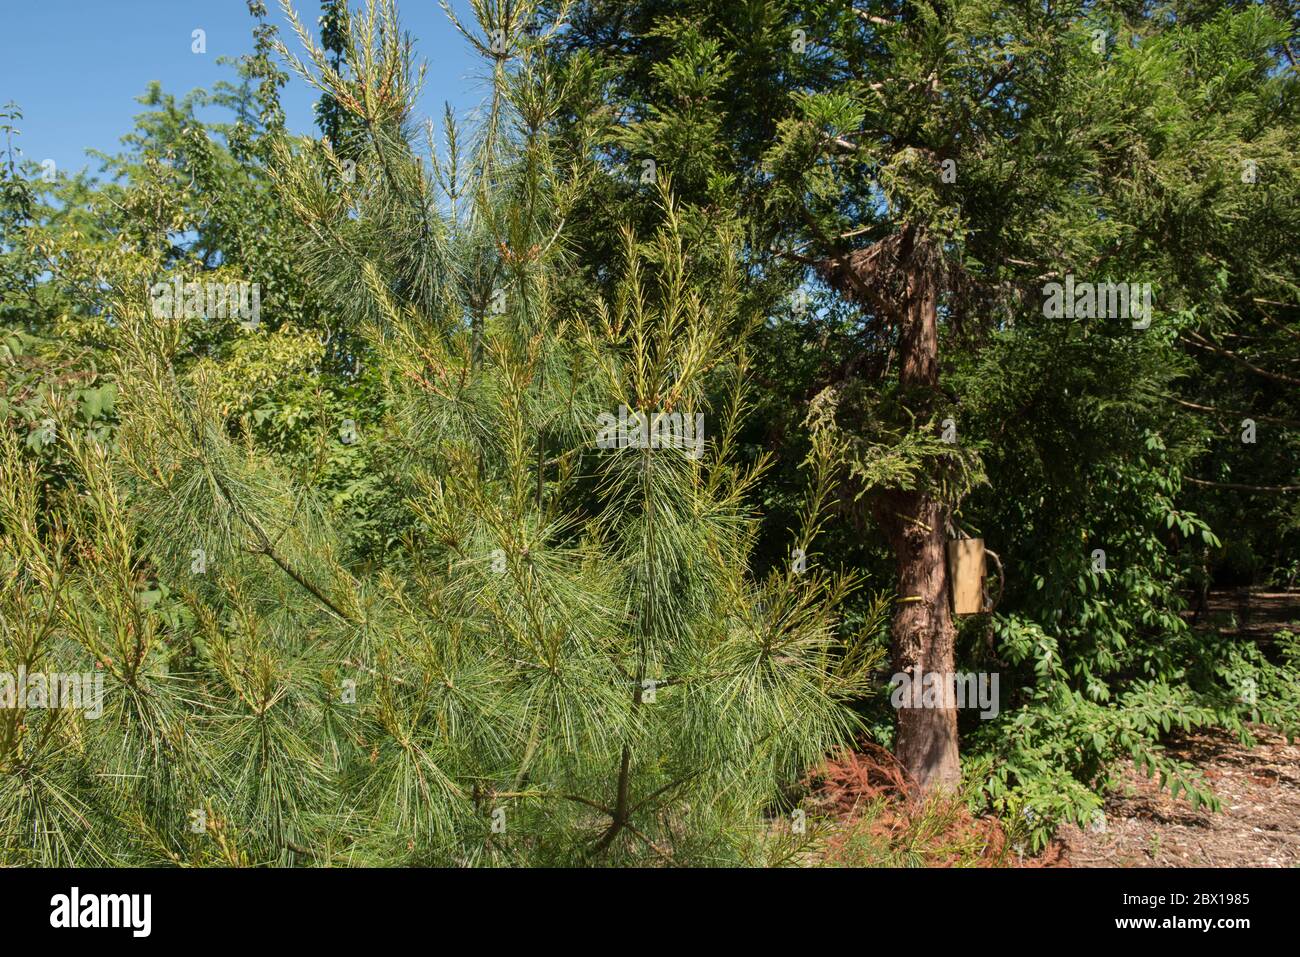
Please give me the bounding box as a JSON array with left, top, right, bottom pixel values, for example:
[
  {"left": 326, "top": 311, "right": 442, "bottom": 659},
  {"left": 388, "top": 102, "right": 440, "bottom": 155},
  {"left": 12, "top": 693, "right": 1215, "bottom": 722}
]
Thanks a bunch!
[
  {"left": 543, "top": 0, "right": 1300, "bottom": 804},
  {"left": 2, "top": 0, "right": 1296, "bottom": 866},
  {"left": 314, "top": 0, "right": 365, "bottom": 160},
  {"left": 0, "top": 0, "right": 870, "bottom": 866}
]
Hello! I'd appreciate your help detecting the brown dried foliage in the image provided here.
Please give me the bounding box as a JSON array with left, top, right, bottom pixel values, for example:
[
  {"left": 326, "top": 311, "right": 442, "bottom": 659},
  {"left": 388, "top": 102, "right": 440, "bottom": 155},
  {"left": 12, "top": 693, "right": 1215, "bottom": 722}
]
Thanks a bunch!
[{"left": 806, "top": 742, "right": 1065, "bottom": 867}]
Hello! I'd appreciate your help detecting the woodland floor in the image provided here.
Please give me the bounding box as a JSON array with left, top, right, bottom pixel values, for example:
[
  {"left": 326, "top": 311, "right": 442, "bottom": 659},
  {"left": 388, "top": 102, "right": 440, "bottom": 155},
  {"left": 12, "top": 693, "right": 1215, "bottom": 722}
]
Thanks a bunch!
[
  {"left": 813, "top": 589, "right": 1300, "bottom": 868},
  {"left": 1050, "top": 726, "right": 1300, "bottom": 867},
  {"left": 1050, "top": 587, "right": 1300, "bottom": 868}
]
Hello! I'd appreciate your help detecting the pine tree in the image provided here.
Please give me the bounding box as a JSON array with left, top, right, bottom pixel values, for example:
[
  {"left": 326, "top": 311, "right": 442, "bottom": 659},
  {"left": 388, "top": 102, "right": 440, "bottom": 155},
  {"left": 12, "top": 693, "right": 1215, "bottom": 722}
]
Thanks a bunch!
[{"left": 0, "top": 0, "right": 871, "bottom": 866}]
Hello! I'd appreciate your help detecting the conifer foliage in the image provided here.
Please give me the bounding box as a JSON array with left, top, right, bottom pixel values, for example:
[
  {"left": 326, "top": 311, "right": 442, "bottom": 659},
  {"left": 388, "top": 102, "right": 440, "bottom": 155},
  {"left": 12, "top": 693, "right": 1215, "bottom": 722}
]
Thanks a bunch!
[
  {"left": 1, "top": 0, "right": 1297, "bottom": 867},
  {"left": 0, "top": 0, "right": 870, "bottom": 866}
]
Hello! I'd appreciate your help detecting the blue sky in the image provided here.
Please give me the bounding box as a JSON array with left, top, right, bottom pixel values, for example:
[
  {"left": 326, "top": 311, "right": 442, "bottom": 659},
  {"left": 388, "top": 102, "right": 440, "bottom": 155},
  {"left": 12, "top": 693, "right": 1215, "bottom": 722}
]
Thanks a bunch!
[{"left": 0, "top": 0, "right": 486, "bottom": 177}]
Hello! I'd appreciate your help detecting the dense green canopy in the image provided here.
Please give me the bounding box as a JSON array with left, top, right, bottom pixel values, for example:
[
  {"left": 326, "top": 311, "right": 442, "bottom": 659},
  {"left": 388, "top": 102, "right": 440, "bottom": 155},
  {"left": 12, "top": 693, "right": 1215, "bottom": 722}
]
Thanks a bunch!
[{"left": 0, "top": 0, "right": 1295, "bottom": 864}]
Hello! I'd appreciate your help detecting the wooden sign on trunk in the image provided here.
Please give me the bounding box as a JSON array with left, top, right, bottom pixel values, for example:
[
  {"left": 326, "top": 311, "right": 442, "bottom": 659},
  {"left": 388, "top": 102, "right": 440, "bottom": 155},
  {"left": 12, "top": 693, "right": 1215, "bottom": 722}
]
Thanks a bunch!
[{"left": 947, "top": 537, "right": 1002, "bottom": 615}]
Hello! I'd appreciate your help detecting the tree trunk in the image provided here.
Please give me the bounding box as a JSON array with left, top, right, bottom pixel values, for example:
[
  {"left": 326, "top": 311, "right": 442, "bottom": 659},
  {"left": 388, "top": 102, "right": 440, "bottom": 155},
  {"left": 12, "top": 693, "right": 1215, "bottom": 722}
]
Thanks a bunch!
[
  {"left": 874, "top": 488, "right": 960, "bottom": 795},
  {"left": 873, "top": 228, "right": 960, "bottom": 796},
  {"left": 818, "top": 224, "right": 961, "bottom": 796}
]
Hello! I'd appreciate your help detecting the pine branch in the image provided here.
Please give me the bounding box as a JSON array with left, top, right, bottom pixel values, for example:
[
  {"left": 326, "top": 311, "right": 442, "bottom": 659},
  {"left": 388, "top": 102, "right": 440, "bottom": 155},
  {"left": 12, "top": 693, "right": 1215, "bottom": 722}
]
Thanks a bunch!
[
  {"left": 1184, "top": 476, "right": 1300, "bottom": 494},
  {"left": 1142, "top": 389, "right": 1300, "bottom": 429},
  {"left": 1182, "top": 331, "right": 1300, "bottom": 387},
  {"left": 208, "top": 468, "right": 354, "bottom": 624}
]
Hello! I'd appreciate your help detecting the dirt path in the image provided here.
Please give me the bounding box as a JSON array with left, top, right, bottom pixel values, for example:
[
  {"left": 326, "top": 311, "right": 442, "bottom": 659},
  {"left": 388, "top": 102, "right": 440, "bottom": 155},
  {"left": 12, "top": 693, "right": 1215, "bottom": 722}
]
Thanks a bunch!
[
  {"left": 1189, "top": 587, "right": 1300, "bottom": 642},
  {"left": 1054, "top": 588, "right": 1299, "bottom": 867},
  {"left": 1053, "top": 727, "right": 1300, "bottom": 867}
]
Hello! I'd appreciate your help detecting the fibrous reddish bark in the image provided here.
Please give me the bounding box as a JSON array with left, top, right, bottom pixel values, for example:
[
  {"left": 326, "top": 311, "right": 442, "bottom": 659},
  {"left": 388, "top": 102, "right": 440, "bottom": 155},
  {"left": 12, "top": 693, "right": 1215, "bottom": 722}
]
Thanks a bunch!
[{"left": 820, "top": 224, "right": 961, "bottom": 795}]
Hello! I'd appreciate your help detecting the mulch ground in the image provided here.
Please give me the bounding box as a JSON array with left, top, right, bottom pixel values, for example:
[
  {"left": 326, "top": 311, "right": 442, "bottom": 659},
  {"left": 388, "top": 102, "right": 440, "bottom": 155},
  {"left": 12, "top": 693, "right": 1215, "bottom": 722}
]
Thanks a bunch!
[
  {"left": 1051, "top": 726, "right": 1300, "bottom": 867},
  {"left": 1045, "top": 588, "right": 1299, "bottom": 867}
]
